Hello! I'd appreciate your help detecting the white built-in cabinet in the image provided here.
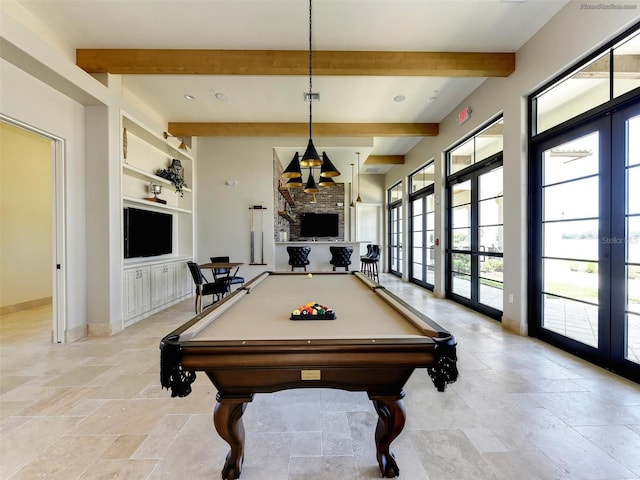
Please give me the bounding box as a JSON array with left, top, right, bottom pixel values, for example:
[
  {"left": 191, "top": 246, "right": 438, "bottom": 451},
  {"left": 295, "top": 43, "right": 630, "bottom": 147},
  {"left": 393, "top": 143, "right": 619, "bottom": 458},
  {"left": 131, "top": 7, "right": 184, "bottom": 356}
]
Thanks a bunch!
[
  {"left": 121, "top": 112, "right": 195, "bottom": 326},
  {"left": 123, "top": 259, "right": 192, "bottom": 324}
]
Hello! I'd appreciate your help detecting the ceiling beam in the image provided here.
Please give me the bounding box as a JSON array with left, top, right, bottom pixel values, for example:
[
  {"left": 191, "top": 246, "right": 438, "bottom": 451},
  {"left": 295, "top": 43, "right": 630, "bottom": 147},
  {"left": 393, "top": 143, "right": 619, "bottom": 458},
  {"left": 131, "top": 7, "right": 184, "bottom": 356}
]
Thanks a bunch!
[
  {"left": 365, "top": 155, "right": 405, "bottom": 165},
  {"left": 77, "top": 49, "right": 515, "bottom": 77},
  {"left": 168, "top": 122, "right": 438, "bottom": 137}
]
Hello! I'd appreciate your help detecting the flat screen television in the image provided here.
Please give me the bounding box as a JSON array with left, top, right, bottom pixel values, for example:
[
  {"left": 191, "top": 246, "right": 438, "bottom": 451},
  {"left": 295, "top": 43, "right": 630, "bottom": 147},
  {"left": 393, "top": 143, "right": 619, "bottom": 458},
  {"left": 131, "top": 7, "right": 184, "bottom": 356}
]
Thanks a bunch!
[
  {"left": 124, "top": 207, "right": 173, "bottom": 258},
  {"left": 300, "top": 213, "right": 339, "bottom": 238}
]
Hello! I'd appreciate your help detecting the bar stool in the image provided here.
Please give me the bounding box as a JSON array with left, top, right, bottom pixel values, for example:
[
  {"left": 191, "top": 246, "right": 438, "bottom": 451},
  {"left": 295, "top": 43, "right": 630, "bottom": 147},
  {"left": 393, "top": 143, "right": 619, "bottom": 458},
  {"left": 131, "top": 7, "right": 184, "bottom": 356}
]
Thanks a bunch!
[
  {"left": 360, "top": 244, "right": 380, "bottom": 282},
  {"left": 329, "top": 246, "right": 353, "bottom": 271},
  {"left": 287, "top": 246, "right": 311, "bottom": 271},
  {"left": 360, "top": 244, "right": 373, "bottom": 271}
]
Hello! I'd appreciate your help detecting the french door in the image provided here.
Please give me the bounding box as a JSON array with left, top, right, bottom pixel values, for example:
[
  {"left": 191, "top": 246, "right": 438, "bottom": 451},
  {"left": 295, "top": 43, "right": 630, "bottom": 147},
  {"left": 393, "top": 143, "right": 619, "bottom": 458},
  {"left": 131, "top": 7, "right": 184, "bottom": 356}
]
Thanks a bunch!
[
  {"left": 409, "top": 187, "right": 435, "bottom": 289},
  {"left": 388, "top": 201, "right": 403, "bottom": 276},
  {"left": 446, "top": 155, "right": 504, "bottom": 319},
  {"left": 530, "top": 100, "right": 640, "bottom": 377}
]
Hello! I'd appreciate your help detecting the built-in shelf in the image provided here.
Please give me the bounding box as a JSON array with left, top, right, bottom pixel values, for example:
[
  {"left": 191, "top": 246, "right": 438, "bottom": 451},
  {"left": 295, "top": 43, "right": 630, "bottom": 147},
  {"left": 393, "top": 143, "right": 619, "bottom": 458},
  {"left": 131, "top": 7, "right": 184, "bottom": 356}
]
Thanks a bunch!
[
  {"left": 123, "top": 164, "right": 192, "bottom": 193},
  {"left": 278, "top": 186, "right": 295, "bottom": 206},
  {"left": 278, "top": 211, "right": 295, "bottom": 223},
  {"left": 124, "top": 195, "right": 192, "bottom": 214}
]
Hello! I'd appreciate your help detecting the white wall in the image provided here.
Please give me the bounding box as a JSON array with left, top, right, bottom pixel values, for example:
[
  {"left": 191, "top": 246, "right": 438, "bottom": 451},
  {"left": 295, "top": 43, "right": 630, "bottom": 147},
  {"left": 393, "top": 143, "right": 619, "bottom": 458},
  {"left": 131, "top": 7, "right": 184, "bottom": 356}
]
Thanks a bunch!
[
  {"left": 0, "top": 58, "right": 88, "bottom": 334},
  {"left": 386, "top": 3, "right": 639, "bottom": 334},
  {"left": 0, "top": 121, "right": 52, "bottom": 307}
]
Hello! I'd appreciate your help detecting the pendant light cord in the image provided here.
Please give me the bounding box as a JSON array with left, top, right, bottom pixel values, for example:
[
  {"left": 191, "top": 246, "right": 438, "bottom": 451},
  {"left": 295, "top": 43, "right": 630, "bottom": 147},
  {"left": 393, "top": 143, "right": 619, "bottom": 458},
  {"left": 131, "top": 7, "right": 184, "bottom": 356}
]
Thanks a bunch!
[{"left": 308, "top": 0, "right": 313, "bottom": 140}]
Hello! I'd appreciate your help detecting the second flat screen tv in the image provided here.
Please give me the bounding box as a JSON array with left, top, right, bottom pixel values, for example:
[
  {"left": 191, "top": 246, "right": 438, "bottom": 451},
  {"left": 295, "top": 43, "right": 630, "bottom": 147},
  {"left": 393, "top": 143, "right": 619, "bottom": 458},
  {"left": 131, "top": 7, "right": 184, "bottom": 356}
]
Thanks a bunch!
[{"left": 300, "top": 213, "right": 339, "bottom": 238}]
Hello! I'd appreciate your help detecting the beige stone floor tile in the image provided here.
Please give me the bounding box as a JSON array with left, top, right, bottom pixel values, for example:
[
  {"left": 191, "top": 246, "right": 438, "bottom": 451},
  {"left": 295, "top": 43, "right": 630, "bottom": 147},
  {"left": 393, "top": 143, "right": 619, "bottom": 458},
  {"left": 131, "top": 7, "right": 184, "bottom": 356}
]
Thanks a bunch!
[
  {"left": 288, "top": 455, "right": 358, "bottom": 480},
  {"left": 77, "top": 458, "right": 158, "bottom": 480},
  {"left": 19, "top": 386, "right": 99, "bottom": 416},
  {"left": 571, "top": 425, "right": 640, "bottom": 477},
  {"left": 45, "top": 365, "right": 113, "bottom": 387},
  {"left": 101, "top": 434, "right": 147, "bottom": 459},
  {"left": 131, "top": 414, "right": 190, "bottom": 459},
  {"left": 409, "top": 429, "right": 499, "bottom": 480},
  {"left": 0, "top": 416, "right": 82, "bottom": 478},
  {"left": 483, "top": 450, "right": 573, "bottom": 480},
  {"left": 70, "top": 399, "right": 176, "bottom": 436},
  {"left": 86, "top": 374, "right": 156, "bottom": 400},
  {"left": 8, "top": 434, "right": 117, "bottom": 480}
]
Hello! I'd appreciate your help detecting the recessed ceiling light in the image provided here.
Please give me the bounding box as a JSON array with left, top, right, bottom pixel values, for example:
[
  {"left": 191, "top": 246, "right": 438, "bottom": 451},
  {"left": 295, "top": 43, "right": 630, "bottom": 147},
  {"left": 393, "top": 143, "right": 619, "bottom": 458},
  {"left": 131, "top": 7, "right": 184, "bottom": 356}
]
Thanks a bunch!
[
  {"left": 184, "top": 94, "right": 196, "bottom": 101},
  {"left": 215, "top": 92, "right": 229, "bottom": 101},
  {"left": 393, "top": 95, "right": 406, "bottom": 103}
]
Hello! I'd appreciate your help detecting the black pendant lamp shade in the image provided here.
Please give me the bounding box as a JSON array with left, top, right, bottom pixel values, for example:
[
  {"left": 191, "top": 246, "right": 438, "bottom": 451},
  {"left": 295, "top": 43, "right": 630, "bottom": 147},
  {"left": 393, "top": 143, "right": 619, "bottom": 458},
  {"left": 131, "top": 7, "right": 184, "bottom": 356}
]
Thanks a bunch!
[
  {"left": 300, "top": 139, "right": 322, "bottom": 167},
  {"left": 285, "top": 177, "right": 304, "bottom": 188},
  {"left": 320, "top": 151, "right": 340, "bottom": 177},
  {"left": 304, "top": 172, "right": 319, "bottom": 193},
  {"left": 317, "top": 175, "right": 336, "bottom": 187},
  {"left": 282, "top": 152, "right": 303, "bottom": 178}
]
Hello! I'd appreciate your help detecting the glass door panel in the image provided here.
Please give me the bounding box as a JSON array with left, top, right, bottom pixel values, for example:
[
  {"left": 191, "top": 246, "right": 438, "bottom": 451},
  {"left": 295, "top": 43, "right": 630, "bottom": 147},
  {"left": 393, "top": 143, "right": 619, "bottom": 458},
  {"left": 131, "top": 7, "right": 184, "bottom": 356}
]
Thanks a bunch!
[
  {"left": 541, "top": 132, "right": 600, "bottom": 347},
  {"left": 625, "top": 113, "right": 640, "bottom": 364},
  {"left": 447, "top": 160, "right": 503, "bottom": 316},
  {"left": 409, "top": 191, "right": 435, "bottom": 289}
]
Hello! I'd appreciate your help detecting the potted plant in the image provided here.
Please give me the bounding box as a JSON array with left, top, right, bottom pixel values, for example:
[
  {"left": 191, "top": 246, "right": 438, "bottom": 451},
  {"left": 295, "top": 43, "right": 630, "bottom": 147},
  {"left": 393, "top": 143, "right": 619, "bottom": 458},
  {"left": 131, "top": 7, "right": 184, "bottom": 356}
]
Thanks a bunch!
[{"left": 156, "top": 159, "right": 187, "bottom": 196}]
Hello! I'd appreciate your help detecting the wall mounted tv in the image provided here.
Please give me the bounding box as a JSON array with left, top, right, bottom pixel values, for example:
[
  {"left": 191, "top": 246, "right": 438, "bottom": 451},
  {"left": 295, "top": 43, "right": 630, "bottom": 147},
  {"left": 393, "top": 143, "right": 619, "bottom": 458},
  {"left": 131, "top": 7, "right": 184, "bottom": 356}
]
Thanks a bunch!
[
  {"left": 124, "top": 207, "right": 173, "bottom": 258},
  {"left": 300, "top": 213, "right": 339, "bottom": 238}
]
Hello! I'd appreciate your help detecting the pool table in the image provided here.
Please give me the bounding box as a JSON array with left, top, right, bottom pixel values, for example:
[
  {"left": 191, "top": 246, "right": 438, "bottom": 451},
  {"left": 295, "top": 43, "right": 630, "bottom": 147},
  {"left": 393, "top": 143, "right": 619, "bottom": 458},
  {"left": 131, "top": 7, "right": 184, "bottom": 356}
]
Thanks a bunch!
[{"left": 160, "top": 271, "right": 457, "bottom": 479}]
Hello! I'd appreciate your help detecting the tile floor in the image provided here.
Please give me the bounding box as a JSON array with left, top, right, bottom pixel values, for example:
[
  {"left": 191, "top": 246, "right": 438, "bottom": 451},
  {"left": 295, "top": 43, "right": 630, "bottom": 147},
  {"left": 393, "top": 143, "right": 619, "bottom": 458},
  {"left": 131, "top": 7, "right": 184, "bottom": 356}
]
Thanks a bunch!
[{"left": 1, "top": 273, "right": 639, "bottom": 480}]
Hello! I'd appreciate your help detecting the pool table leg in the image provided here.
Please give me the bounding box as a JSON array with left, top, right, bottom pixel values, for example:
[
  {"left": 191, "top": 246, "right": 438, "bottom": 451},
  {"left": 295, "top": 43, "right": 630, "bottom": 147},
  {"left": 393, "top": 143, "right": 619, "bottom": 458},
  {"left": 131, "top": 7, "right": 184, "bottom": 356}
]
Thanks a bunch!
[
  {"left": 369, "top": 392, "right": 406, "bottom": 478},
  {"left": 213, "top": 395, "right": 252, "bottom": 480}
]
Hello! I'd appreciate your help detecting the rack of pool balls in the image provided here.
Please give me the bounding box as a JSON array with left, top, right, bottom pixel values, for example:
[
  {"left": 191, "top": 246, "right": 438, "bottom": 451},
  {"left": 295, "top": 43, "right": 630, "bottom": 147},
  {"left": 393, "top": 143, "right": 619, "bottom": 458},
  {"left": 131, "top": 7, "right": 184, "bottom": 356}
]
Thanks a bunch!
[{"left": 290, "top": 301, "right": 336, "bottom": 320}]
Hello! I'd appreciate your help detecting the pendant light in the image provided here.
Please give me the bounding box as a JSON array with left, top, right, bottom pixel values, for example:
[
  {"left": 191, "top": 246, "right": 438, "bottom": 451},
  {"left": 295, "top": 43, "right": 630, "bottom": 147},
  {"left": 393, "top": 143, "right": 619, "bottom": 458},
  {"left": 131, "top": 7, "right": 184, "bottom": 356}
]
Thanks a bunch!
[
  {"left": 356, "top": 152, "right": 362, "bottom": 203},
  {"left": 349, "top": 163, "right": 355, "bottom": 208},
  {"left": 280, "top": 0, "right": 340, "bottom": 201}
]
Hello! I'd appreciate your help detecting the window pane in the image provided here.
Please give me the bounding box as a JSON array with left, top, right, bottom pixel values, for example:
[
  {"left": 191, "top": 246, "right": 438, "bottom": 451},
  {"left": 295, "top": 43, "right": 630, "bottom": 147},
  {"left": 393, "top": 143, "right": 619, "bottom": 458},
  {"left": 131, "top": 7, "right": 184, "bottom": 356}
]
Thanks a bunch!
[
  {"left": 628, "top": 216, "right": 640, "bottom": 264},
  {"left": 543, "top": 294, "right": 598, "bottom": 348},
  {"left": 628, "top": 115, "right": 640, "bottom": 167},
  {"left": 536, "top": 53, "right": 610, "bottom": 134},
  {"left": 627, "top": 313, "right": 640, "bottom": 364},
  {"left": 451, "top": 254, "right": 471, "bottom": 298},
  {"left": 629, "top": 166, "right": 640, "bottom": 215},
  {"left": 451, "top": 180, "right": 471, "bottom": 207},
  {"left": 426, "top": 212, "right": 435, "bottom": 230},
  {"left": 411, "top": 163, "right": 435, "bottom": 192},
  {"left": 543, "top": 258, "right": 599, "bottom": 305},
  {"left": 412, "top": 198, "right": 423, "bottom": 215},
  {"left": 544, "top": 219, "right": 599, "bottom": 261},
  {"left": 452, "top": 228, "right": 470, "bottom": 250},
  {"left": 613, "top": 31, "right": 640, "bottom": 99},
  {"left": 479, "top": 166, "right": 503, "bottom": 200},
  {"left": 479, "top": 198, "right": 502, "bottom": 226},
  {"left": 480, "top": 226, "right": 503, "bottom": 253},
  {"left": 413, "top": 231, "right": 423, "bottom": 247},
  {"left": 412, "top": 247, "right": 422, "bottom": 263},
  {"left": 476, "top": 120, "right": 504, "bottom": 163},
  {"left": 543, "top": 177, "right": 599, "bottom": 221},
  {"left": 543, "top": 133, "right": 599, "bottom": 185},
  {"left": 449, "top": 138, "right": 474, "bottom": 174},
  {"left": 629, "top": 267, "right": 640, "bottom": 314},
  {"left": 426, "top": 194, "right": 435, "bottom": 212},
  {"left": 412, "top": 214, "right": 423, "bottom": 231},
  {"left": 452, "top": 205, "right": 470, "bottom": 228},
  {"left": 480, "top": 256, "right": 503, "bottom": 310}
]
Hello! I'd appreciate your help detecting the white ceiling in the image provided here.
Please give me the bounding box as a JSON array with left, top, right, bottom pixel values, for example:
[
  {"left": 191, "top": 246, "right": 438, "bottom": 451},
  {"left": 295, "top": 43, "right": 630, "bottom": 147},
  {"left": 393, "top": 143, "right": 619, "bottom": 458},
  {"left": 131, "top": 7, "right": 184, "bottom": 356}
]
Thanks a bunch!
[{"left": 16, "top": 0, "right": 569, "bottom": 174}]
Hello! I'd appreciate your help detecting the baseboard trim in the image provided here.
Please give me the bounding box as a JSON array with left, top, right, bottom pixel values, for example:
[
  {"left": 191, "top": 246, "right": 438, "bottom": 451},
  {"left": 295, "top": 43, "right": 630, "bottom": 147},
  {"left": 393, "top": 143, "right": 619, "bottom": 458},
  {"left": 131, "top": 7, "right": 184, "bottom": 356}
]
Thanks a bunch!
[{"left": 0, "top": 297, "right": 52, "bottom": 315}]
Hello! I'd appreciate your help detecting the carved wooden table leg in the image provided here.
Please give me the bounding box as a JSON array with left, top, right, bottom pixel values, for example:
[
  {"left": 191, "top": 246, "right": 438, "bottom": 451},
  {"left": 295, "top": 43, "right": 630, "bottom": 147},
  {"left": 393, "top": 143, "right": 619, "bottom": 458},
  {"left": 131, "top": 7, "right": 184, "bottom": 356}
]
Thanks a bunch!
[
  {"left": 369, "top": 392, "right": 406, "bottom": 478},
  {"left": 213, "top": 395, "right": 252, "bottom": 480}
]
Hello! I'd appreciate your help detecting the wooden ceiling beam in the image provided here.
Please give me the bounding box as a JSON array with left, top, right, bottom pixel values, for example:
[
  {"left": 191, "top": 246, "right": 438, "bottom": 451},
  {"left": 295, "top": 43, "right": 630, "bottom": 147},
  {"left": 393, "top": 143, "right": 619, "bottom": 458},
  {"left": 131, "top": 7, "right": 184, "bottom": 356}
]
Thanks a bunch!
[
  {"left": 168, "top": 122, "right": 438, "bottom": 137},
  {"left": 77, "top": 49, "right": 515, "bottom": 77}
]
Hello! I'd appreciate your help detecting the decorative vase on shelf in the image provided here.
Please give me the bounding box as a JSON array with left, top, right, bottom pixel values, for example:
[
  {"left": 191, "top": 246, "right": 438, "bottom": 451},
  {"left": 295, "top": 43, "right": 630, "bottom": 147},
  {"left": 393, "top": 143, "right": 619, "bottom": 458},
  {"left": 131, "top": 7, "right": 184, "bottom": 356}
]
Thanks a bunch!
[{"left": 145, "top": 183, "right": 167, "bottom": 204}]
